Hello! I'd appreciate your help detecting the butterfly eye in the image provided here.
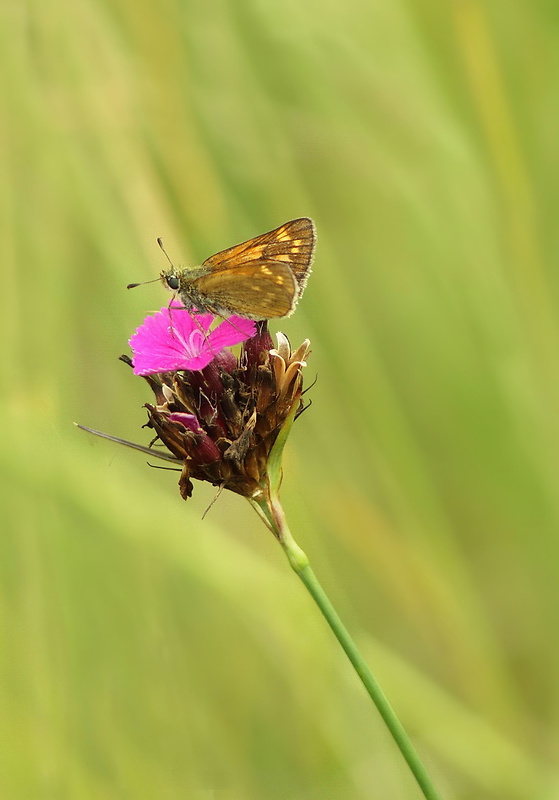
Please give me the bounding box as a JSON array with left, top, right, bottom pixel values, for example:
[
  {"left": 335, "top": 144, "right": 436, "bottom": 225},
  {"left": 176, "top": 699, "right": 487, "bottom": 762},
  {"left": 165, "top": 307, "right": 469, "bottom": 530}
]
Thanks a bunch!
[{"left": 166, "top": 275, "right": 180, "bottom": 291}]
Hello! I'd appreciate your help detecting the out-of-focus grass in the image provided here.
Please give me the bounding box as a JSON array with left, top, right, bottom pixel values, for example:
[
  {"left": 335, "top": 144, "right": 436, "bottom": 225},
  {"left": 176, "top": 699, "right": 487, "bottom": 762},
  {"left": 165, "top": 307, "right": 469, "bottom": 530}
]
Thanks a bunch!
[{"left": 2, "top": 1, "right": 559, "bottom": 797}]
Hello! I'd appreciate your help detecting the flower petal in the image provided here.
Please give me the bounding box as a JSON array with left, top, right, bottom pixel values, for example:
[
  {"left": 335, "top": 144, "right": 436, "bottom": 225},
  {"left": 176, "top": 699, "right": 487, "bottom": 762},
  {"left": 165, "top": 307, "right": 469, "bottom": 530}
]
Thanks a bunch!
[
  {"left": 129, "top": 307, "right": 256, "bottom": 375},
  {"left": 208, "top": 317, "right": 257, "bottom": 352},
  {"left": 129, "top": 307, "right": 213, "bottom": 374}
]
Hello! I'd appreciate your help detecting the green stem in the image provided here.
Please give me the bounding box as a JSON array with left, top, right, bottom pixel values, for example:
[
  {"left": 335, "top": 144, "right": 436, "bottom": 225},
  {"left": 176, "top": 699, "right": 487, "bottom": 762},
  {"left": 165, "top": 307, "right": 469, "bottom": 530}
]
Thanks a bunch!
[{"left": 255, "top": 493, "right": 443, "bottom": 800}]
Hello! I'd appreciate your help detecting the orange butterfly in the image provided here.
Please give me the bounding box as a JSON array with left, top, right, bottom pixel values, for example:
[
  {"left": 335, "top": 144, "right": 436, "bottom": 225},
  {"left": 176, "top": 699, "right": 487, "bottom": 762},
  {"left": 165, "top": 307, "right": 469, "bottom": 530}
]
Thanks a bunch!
[{"left": 129, "top": 218, "right": 316, "bottom": 320}]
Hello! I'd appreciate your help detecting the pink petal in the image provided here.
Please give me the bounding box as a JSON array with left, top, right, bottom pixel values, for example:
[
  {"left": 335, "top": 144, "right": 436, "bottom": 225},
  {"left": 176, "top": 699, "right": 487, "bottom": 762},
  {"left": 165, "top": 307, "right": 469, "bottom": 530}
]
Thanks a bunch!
[
  {"left": 167, "top": 412, "right": 201, "bottom": 431},
  {"left": 208, "top": 317, "right": 257, "bottom": 351},
  {"left": 129, "top": 307, "right": 256, "bottom": 376},
  {"left": 129, "top": 307, "right": 213, "bottom": 374}
]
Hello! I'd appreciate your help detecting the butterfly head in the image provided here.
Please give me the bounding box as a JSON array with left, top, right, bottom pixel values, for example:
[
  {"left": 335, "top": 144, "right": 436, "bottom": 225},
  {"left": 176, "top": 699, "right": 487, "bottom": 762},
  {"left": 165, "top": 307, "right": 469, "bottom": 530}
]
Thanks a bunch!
[{"left": 161, "top": 270, "right": 181, "bottom": 293}]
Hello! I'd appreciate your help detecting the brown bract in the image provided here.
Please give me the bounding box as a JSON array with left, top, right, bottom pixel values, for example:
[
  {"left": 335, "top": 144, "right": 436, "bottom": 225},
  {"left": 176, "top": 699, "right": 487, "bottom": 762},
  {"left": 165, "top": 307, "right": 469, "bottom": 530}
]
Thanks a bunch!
[{"left": 133, "top": 323, "right": 310, "bottom": 501}]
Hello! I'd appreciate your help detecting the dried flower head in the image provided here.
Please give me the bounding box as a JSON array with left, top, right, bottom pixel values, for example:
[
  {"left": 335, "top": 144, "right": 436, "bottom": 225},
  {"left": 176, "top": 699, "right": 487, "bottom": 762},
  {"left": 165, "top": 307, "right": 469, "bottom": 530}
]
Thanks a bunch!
[
  {"left": 134, "top": 324, "right": 309, "bottom": 499},
  {"left": 127, "top": 311, "right": 310, "bottom": 503}
]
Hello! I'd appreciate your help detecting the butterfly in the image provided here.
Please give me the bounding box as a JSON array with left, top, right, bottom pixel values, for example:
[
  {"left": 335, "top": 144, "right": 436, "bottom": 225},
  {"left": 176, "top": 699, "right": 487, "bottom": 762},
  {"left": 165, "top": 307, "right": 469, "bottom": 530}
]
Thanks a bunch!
[{"left": 129, "top": 218, "right": 316, "bottom": 320}]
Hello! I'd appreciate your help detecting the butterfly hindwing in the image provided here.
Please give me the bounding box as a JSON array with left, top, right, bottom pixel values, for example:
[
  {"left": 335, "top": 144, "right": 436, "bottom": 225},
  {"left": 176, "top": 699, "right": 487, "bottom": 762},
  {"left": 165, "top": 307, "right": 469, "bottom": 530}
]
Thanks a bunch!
[{"left": 194, "top": 260, "right": 298, "bottom": 319}]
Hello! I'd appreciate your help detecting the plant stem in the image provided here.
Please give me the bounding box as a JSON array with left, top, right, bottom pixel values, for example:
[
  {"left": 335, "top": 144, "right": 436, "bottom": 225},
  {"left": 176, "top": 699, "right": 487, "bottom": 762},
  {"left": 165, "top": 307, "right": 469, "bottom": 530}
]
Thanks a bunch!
[{"left": 255, "top": 494, "right": 444, "bottom": 800}]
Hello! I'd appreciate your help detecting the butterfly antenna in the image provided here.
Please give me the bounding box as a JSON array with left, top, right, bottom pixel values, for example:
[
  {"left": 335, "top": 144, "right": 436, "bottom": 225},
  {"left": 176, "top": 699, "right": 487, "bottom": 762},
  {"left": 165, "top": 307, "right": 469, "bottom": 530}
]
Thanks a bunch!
[
  {"left": 127, "top": 237, "right": 176, "bottom": 289},
  {"left": 127, "top": 277, "right": 161, "bottom": 289},
  {"left": 157, "top": 237, "right": 176, "bottom": 268}
]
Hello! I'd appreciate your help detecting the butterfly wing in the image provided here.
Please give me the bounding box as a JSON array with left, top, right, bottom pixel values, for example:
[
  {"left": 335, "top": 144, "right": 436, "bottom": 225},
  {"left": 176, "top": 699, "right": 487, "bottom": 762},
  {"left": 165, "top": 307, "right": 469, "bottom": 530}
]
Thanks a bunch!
[
  {"left": 193, "top": 261, "right": 298, "bottom": 319},
  {"left": 201, "top": 217, "right": 316, "bottom": 294}
]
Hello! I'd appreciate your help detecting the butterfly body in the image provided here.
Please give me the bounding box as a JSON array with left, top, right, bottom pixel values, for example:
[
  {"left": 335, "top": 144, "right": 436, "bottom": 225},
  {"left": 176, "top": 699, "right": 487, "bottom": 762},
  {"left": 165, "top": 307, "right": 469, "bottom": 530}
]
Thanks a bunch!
[{"left": 160, "top": 217, "right": 316, "bottom": 320}]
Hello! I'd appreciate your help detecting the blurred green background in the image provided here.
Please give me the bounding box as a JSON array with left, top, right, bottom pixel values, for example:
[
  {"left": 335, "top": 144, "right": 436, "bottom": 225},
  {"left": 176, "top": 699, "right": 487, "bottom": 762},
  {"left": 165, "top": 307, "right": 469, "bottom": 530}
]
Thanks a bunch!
[{"left": 2, "top": 0, "right": 559, "bottom": 797}]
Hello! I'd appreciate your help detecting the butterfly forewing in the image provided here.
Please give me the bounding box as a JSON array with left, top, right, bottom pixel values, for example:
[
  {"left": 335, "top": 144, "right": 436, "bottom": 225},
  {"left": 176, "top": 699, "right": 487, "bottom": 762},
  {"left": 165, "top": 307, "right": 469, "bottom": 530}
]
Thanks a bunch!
[
  {"left": 258, "top": 217, "right": 316, "bottom": 291},
  {"left": 194, "top": 261, "right": 297, "bottom": 319},
  {"left": 200, "top": 217, "right": 316, "bottom": 294}
]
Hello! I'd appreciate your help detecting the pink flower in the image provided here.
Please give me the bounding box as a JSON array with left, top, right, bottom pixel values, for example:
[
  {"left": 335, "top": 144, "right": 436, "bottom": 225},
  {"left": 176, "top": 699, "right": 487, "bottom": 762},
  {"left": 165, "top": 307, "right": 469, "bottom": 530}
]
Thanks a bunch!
[{"left": 129, "top": 305, "right": 257, "bottom": 375}]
